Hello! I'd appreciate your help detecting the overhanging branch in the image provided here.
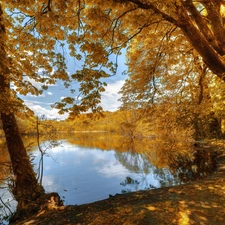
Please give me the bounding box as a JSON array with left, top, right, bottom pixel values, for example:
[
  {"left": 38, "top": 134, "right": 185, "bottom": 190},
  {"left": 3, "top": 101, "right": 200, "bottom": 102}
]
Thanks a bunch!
[{"left": 123, "top": 0, "right": 179, "bottom": 25}]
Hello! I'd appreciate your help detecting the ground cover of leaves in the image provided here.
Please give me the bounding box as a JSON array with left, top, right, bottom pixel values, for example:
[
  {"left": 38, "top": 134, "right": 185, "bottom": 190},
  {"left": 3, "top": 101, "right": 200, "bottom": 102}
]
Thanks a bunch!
[{"left": 11, "top": 141, "right": 225, "bottom": 225}]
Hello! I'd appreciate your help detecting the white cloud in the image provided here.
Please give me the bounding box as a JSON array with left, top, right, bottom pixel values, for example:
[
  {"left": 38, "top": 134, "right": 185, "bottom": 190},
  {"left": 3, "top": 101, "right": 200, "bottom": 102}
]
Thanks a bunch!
[
  {"left": 101, "top": 80, "right": 125, "bottom": 111},
  {"left": 22, "top": 80, "right": 125, "bottom": 120},
  {"left": 24, "top": 100, "right": 68, "bottom": 120},
  {"left": 96, "top": 161, "right": 129, "bottom": 179}
]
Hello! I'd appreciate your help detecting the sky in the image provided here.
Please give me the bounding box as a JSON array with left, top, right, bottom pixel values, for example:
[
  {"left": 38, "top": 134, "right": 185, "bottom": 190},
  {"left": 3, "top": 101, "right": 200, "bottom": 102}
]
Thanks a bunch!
[{"left": 21, "top": 51, "right": 127, "bottom": 120}]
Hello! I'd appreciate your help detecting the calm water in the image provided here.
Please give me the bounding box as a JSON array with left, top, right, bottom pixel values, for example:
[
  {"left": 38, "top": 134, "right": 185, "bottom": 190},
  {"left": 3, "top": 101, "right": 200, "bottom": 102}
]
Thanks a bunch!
[
  {"left": 29, "top": 133, "right": 179, "bottom": 205},
  {"left": 0, "top": 132, "right": 217, "bottom": 222}
]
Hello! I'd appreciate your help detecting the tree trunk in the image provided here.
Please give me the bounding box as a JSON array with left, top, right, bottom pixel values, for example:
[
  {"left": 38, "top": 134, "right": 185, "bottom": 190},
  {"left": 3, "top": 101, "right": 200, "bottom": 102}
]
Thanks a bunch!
[
  {"left": 177, "top": 7, "right": 225, "bottom": 78},
  {"left": 127, "top": 0, "right": 225, "bottom": 79},
  {"left": 0, "top": 3, "right": 44, "bottom": 212},
  {"left": 1, "top": 113, "right": 45, "bottom": 204}
]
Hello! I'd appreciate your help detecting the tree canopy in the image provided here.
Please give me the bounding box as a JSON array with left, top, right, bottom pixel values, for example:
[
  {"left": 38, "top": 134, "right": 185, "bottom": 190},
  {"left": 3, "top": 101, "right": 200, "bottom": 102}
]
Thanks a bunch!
[
  {"left": 2, "top": 0, "right": 225, "bottom": 220},
  {"left": 2, "top": 0, "right": 225, "bottom": 117}
]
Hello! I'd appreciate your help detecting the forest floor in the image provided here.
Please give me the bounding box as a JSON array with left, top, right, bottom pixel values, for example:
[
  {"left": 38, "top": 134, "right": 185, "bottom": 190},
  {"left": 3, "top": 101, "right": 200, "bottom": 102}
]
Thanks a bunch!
[{"left": 10, "top": 140, "right": 225, "bottom": 225}]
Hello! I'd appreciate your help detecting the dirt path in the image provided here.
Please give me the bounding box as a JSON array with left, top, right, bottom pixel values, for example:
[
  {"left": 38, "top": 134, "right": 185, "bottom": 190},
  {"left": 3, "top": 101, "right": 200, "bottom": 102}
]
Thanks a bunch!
[{"left": 10, "top": 142, "right": 225, "bottom": 225}]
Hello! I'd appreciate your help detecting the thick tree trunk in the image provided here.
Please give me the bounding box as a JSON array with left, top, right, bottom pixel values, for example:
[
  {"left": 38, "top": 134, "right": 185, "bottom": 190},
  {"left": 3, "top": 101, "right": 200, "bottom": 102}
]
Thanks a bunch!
[
  {"left": 0, "top": 3, "right": 44, "bottom": 212},
  {"left": 177, "top": 7, "right": 225, "bottom": 79},
  {"left": 1, "top": 112, "right": 45, "bottom": 205},
  {"left": 127, "top": 0, "right": 225, "bottom": 79},
  {"left": 0, "top": 113, "right": 44, "bottom": 213}
]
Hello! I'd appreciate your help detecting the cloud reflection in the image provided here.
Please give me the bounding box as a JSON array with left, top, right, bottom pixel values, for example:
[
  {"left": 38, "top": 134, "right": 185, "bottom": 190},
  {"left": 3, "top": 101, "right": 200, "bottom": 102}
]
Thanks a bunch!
[{"left": 31, "top": 138, "right": 164, "bottom": 205}]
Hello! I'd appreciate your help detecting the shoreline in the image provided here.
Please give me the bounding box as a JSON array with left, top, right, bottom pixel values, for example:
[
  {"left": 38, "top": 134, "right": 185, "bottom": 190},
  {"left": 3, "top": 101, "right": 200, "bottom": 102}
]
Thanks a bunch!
[{"left": 10, "top": 140, "right": 225, "bottom": 225}]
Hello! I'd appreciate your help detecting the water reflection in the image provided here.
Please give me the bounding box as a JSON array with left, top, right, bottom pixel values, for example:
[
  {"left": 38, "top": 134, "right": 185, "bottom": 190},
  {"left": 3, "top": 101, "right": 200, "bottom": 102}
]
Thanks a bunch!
[
  {"left": 169, "top": 148, "right": 217, "bottom": 182},
  {"left": 0, "top": 133, "right": 218, "bottom": 223},
  {"left": 0, "top": 144, "right": 16, "bottom": 224},
  {"left": 117, "top": 136, "right": 217, "bottom": 184},
  {"left": 31, "top": 140, "right": 156, "bottom": 205}
]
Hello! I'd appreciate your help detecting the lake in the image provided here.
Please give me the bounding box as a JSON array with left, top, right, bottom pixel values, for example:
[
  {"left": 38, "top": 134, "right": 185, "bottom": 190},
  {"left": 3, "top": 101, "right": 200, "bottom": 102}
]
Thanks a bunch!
[{"left": 0, "top": 132, "right": 217, "bottom": 222}]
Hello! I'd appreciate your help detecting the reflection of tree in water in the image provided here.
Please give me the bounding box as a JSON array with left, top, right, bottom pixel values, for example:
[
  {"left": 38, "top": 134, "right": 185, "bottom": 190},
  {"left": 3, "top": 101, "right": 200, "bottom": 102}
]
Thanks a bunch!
[
  {"left": 115, "top": 151, "right": 151, "bottom": 174},
  {"left": 0, "top": 148, "right": 15, "bottom": 223},
  {"left": 169, "top": 148, "right": 218, "bottom": 182},
  {"left": 115, "top": 150, "right": 182, "bottom": 192},
  {"left": 120, "top": 176, "right": 140, "bottom": 194},
  {"left": 0, "top": 132, "right": 62, "bottom": 224},
  {"left": 115, "top": 137, "right": 218, "bottom": 192},
  {"left": 152, "top": 167, "right": 182, "bottom": 187},
  {"left": 115, "top": 151, "right": 155, "bottom": 192},
  {"left": 0, "top": 186, "right": 14, "bottom": 223}
]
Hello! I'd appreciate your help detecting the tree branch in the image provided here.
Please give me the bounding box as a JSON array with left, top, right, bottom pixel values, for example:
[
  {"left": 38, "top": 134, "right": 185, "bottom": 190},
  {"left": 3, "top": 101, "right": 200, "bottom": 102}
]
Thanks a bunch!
[
  {"left": 203, "top": 1, "right": 225, "bottom": 53},
  {"left": 183, "top": 0, "right": 220, "bottom": 53},
  {"left": 124, "top": 0, "right": 179, "bottom": 25},
  {"left": 177, "top": 4, "right": 225, "bottom": 78}
]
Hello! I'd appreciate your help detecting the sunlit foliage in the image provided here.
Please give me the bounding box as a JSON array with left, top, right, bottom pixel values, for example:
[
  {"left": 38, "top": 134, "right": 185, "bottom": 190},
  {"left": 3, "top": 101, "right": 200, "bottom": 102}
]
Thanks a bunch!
[
  {"left": 2, "top": 0, "right": 225, "bottom": 117},
  {"left": 3, "top": 0, "right": 225, "bottom": 218}
]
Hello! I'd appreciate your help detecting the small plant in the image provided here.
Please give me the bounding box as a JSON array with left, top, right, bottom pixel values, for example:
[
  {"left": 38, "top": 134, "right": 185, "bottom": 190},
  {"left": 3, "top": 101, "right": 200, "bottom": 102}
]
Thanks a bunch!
[{"left": 35, "top": 116, "right": 61, "bottom": 185}]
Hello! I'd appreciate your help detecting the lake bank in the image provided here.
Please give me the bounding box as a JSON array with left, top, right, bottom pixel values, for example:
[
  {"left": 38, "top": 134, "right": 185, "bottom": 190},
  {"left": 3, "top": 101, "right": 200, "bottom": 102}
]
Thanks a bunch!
[{"left": 10, "top": 140, "right": 225, "bottom": 225}]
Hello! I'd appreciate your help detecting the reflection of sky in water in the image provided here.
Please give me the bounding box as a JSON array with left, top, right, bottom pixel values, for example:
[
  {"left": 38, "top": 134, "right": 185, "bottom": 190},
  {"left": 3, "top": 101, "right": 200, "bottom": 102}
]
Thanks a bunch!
[
  {"left": 0, "top": 184, "right": 17, "bottom": 224},
  {"left": 0, "top": 134, "right": 217, "bottom": 224},
  {"left": 31, "top": 140, "right": 161, "bottom": 205}
]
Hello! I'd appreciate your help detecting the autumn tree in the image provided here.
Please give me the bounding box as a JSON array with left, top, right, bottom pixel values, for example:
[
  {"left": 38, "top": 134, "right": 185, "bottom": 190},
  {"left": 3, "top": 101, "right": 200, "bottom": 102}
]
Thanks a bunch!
[
  {"left": 210, "top": 77, "right": 225, "bottom": 131},
  {"left": 117, "top": 1, "right": 225, "bottom": 139},
  {"left": 0, "top": 0, "right": 123, "bottom": 216},
  {"left": 0, "top": 4, "right": 45, "bottom": 215},
  {"left": 120, "top": 0, "right": 225, "bottom": 78},
  {"left": 2, "top": 0, "right": 225, "bottom": 220},
  {"left": 0, "top": 0, "right": 78, "bottom": 216},
  {"left": 15, "top": 0, "right": 225, "bottom": 119}
]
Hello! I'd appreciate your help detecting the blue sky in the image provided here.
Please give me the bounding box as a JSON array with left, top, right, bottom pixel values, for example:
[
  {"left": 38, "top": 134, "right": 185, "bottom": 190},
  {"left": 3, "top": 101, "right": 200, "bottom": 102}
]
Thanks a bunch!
[{"left": 21, "top": 52, "right": 127, "bottom": 120}]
